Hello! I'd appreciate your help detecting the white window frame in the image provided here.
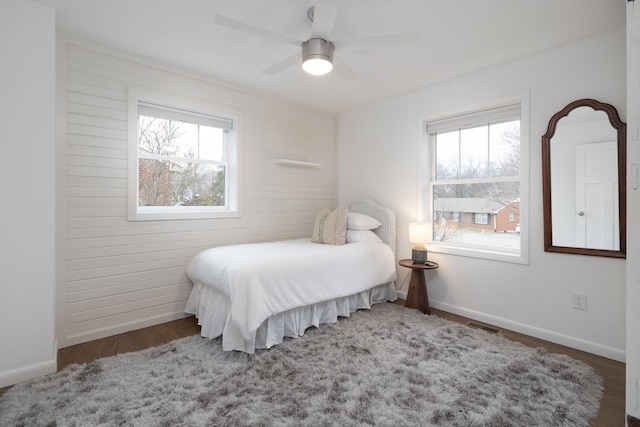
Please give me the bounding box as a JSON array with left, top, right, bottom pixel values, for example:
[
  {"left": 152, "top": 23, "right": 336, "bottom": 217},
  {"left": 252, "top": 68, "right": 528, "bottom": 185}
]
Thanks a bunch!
[
  {"left": 128, "top": 89, "right": 241, "bottom": 221},
  {"left": 418, "top": 94, "right": 529, "bottom": 264}
]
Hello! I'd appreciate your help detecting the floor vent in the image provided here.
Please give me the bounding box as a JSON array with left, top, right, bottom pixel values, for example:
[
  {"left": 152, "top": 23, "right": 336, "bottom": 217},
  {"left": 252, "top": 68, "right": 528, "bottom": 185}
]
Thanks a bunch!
[{"left": 466, "top": 322, "right": 500, "bottom": 334}]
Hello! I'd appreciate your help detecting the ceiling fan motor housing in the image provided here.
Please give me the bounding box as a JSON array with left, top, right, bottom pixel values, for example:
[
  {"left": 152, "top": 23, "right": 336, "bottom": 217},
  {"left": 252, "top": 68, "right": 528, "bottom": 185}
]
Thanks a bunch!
[{"left": 302, "top": 38, "right": 335, "bottom": 64}]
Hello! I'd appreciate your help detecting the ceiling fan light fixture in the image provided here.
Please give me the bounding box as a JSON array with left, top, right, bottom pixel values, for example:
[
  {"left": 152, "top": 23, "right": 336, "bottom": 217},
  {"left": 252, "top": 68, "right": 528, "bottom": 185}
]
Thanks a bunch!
[
  {"left": 302, "top": 38, "right": 335, "bottom": 76},
  {"left": 303, "top": 58, "right": 333, "bottom": 75}
]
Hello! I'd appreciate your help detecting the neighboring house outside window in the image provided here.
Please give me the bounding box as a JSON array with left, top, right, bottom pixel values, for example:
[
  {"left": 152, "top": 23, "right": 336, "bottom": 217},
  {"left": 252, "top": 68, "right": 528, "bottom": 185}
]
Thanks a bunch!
[
  {"left": 423, "top": 101, "right": 527, "bottom": 263},
  {"left": 434, "top": 198, "right": 520, "bottom": 233},
  {"left": 128, "top": 91, "right": 239, "bottom": 221}
]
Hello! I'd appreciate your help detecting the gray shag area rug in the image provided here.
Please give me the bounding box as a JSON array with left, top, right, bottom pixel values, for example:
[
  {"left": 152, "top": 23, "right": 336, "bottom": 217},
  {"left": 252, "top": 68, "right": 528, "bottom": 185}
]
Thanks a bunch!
[{"left": 0, "top": 303, "right": 602, "bottom": 427}]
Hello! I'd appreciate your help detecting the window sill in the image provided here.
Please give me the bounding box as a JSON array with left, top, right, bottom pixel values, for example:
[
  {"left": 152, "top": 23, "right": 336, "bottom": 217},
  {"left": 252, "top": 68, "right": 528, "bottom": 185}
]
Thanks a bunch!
[
  {"left": 426, "top": 242, "right": 529, "bottom": 265},
  {"left": 129, "top": 207, "right": 240, "bottom": 221}
]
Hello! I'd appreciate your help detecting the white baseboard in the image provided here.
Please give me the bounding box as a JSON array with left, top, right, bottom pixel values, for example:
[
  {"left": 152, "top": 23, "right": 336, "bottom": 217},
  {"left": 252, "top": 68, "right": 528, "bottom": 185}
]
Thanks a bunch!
[
  {"left": 0, "top": 359, "right": 57, "bottom": 389},
  {"left": 427, "top": 300, "right": 625, "bottom": 363}
]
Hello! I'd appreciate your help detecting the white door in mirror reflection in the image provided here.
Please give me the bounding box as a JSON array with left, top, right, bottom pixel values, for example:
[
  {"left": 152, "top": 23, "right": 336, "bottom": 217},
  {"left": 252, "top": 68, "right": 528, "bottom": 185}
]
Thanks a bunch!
[{"left": 575, "top": 141, "right": 619, "bottom": 250}]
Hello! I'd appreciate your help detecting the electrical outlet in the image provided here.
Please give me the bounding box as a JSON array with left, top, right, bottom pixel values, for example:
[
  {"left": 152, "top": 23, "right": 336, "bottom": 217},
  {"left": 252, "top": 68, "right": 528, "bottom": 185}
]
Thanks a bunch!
[{"left": 572, "top": 292, "right": 587, "bottom": 310}]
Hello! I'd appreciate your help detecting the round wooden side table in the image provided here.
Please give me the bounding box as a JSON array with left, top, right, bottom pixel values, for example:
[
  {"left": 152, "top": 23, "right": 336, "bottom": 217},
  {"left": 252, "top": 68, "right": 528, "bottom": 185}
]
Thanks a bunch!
[{"left": 398, "top": 259, "right": 439, "bottom": 315}]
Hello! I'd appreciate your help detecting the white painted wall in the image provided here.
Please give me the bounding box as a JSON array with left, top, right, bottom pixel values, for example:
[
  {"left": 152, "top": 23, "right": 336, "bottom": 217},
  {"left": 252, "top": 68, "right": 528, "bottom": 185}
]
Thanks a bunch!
[
  {"left": 339, "top": 29, "right": 626, "bottom": 361},
  {"left": 0, "top": 0, "right": 57, "bottom": 387},
  {"left": 627, "top": 2, "right": 640, "bottom": 420},
  {"left": 56, "top": 39, "right": 338, "bottom": 348}
]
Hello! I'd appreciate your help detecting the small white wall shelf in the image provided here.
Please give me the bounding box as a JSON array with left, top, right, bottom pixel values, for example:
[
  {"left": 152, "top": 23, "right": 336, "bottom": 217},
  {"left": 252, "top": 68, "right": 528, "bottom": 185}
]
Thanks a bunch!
[{"left": 273, "top": 158, "right": 321, "bottom": 168}]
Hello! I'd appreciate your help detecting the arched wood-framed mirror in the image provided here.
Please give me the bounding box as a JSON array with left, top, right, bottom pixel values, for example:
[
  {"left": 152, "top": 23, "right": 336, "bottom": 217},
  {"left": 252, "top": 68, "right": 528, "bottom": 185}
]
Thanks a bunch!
[{"left": 542, "top": 99, "right": 626, "bottom": 258}]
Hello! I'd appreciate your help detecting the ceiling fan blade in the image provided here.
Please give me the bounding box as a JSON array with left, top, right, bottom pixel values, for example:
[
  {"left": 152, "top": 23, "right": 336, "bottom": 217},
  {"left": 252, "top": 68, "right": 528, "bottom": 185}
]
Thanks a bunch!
[
  {"left": 261, "top": 53, "right": 301, "bottom": 75},
  {"left": 333, "top": 55, "right": 359, "bottom": 80},
  {"left": 310, "top": 0, "right": 341, "bottom": 40},
  {"left": 215, "top": 15, "right": 302, "bottom": 47},
  {"left": 333, "top": 31, "right": 420, "bottom": 49}
]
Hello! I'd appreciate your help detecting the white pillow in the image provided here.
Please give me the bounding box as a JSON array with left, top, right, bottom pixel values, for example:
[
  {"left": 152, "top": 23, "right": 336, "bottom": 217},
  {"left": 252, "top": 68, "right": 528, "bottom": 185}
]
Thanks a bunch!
[
  {"left": 347, "top": 212, "right": 382, "bottom": 230},
  {"left": 346, "top": 230, "right": 383, "bottom": 243}
]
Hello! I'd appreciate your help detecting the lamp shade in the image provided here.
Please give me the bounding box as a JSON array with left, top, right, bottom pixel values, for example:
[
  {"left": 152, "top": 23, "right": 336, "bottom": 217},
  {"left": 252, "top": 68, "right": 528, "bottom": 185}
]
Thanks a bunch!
[
  {"left": 409, "top": 223, "right": 429, "bottom": 264},
  {"left": 409, "top": 223, "right": 430, "bottom": 244}
]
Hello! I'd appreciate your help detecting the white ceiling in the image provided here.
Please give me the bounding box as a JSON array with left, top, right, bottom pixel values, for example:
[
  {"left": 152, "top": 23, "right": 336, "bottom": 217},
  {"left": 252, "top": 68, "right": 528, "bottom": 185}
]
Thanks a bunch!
[{"left": 38, "top": 0, "right": 625, "bottom": 113}]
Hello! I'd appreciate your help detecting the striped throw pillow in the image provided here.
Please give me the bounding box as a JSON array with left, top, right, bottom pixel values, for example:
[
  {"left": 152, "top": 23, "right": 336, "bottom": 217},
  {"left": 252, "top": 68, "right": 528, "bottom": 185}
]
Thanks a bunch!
[{"left": 311, "top": 205, "right": 348, "bottom": 245}]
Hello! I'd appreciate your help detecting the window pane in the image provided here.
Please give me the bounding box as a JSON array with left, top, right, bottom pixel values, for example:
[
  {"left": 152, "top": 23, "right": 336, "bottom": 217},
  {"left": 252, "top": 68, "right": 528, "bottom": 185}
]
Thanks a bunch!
[
  {"left": 199, "top": 126, "right": 224, "bottom": 161},
  {"left": 138, "top": 159, "right": 225, "bottom": 207},
  {"left": 433, "top": 182, "right": 520, "bottom": 252},
  {"left": 138, "top": 116, "right": 183, "bottom": 156},
  {"left": 435, "top": 131, "right": 459, "bottom": 179},
  {"left": 489, "top": 120, "right": 520, "bottom": 178},
  {"left": 139, "top": 115, "right": 225, "bottom": 161},
  {"left": 459, "top": 126, "right": 488, "bottom": 179},
  {"left": 172, "top": 122, "right": 199, "bottom": 159}
]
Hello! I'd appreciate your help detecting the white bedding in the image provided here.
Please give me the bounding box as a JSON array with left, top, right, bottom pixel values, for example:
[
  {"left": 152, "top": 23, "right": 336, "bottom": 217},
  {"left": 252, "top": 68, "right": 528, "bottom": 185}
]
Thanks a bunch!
[{"left": 186, "top": 238, "right": 397, "bottom": 351}]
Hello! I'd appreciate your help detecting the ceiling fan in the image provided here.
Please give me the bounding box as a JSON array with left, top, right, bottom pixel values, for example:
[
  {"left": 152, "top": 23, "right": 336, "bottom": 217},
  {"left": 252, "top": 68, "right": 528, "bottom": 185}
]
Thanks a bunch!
[{"left": 214, "top": 0, "right": 420, "bottom": 79}]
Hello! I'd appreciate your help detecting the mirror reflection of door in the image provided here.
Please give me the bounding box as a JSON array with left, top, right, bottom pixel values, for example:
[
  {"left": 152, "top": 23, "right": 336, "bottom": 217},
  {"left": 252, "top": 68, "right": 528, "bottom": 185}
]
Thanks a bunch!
[
  {"left": 575, "top": 141, "right": 619, "bottom": 250},
  {"left": 549, "top": 106, "right": 618, "bottom": 249}
]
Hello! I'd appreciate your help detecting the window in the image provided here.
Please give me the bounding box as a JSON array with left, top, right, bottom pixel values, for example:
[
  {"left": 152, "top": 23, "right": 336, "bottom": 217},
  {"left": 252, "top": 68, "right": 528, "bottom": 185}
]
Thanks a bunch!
[
  {"left": 424, "top": 102, "right": 527, "bottom": 262},
  {"left": 128, "top": 92, "right": 239, "bottom": 220},
  {"left": 473, "top": 213, "right": 490, "bottom": 225}
]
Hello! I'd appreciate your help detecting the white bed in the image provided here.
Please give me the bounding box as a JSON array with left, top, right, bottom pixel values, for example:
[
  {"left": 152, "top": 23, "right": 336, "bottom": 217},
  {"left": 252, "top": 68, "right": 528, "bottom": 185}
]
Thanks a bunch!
[{"left": 185, "top": 198, "right": 398, "bottom": 353}]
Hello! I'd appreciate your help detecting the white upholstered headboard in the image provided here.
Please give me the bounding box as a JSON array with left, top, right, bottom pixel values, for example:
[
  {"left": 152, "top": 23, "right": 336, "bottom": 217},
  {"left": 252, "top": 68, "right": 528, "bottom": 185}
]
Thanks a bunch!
[{"left": 347, "top": 198, "right": 396, "bottom": 257}]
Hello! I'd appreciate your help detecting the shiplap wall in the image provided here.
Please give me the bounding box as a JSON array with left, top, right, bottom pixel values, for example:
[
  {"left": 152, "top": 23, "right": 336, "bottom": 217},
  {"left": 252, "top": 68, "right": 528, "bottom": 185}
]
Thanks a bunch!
[{"left": 59, "top": 40, "right": 337, "bottom": 348}]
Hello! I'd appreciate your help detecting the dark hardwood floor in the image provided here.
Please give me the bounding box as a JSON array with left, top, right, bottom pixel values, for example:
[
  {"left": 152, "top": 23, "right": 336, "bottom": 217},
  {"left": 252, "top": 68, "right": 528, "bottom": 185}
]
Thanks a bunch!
[
  {"left": 55, "top": 316, "right": 201, "bottom": 370},
  {"left": 0, "top": 303, "right": 625, "bottom": 426}
]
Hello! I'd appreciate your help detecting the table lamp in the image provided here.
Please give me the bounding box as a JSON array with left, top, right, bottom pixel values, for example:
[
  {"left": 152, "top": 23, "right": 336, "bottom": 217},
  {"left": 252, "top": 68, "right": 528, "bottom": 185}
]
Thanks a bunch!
[{"left": 409, "top": 223, "right": 430, "bottom": 264}]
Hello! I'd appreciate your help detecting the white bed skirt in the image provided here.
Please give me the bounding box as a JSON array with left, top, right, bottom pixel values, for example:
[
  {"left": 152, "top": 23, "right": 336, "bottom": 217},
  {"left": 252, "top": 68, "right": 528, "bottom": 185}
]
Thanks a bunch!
[{"left": 185, "top": 282, "right": 397, "bottom": 353}]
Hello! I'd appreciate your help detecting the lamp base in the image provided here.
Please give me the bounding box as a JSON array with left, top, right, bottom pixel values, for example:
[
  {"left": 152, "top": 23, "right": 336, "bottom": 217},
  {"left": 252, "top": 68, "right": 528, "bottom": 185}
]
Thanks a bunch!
[{"left": 411, "top": 248, "right": 428, "bottom": 264}]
